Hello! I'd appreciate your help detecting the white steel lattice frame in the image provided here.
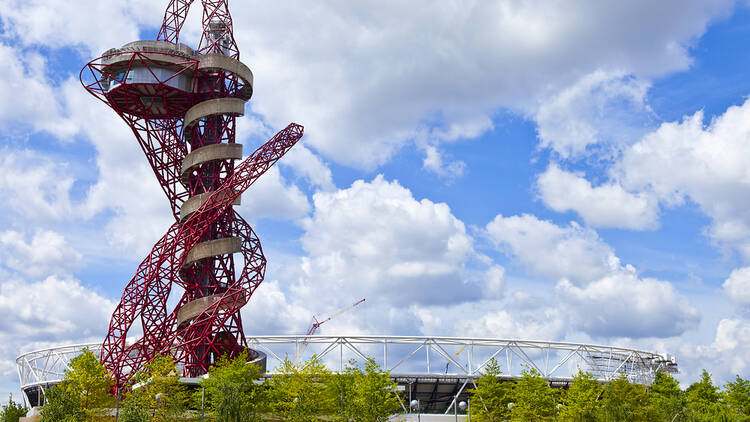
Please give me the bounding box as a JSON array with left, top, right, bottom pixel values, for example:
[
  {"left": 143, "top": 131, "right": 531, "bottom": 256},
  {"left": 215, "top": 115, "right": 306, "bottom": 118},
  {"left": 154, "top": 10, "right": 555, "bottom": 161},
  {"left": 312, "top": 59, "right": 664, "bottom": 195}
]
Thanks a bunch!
[
  {"left": 16, "top": 343, "right": 104, "bottom": 407},
  {"left": 17, "top": 336, "right": 677, "bottom": 409},
  {"left": 245, "top": 336, "right": 677, "bottom": 383}
]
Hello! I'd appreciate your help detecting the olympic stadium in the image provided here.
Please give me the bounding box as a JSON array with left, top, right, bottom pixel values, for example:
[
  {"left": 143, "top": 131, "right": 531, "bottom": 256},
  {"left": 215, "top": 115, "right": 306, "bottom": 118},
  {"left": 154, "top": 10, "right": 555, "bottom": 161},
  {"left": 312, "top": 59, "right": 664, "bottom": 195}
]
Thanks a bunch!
[{"left": 17, "top": 335, "right": 677, "bottom": 414}]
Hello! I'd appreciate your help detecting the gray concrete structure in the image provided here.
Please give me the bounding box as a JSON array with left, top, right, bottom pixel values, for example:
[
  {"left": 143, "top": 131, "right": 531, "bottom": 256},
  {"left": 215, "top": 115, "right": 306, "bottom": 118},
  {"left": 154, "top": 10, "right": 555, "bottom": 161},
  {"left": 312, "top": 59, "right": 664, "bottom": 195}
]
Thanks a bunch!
[
  {"left": 184, "top": 97, "right": 246, "bottom": 131},
  {"left": 182, "top": 237, "right": 241, "bottom": 267},
  {"left": 176, "top": 293, "right": 239, "bottom": 328},
  {"left": 180, "top": 190, "right": 241, "bottom": 221},
  {"left": 181, "top": 143, "right": 244, "bottom": 182},
  {"left": 197, "top": 53, "right": 254, "bottom": 99}
]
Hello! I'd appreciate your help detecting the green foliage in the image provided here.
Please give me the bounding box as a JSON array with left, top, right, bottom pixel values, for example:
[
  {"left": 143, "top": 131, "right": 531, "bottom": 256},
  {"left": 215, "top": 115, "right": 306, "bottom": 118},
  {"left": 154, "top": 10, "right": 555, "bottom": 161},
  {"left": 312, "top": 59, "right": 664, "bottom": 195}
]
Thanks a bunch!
[
  {"left": 124, "top": 354, "right": 190, "bottom": 422},
  {"left": 61, "top": 348, "right": 114, "bottom": 419},
  {"left": 329, "top": 360, "right": 358, "bottom": 421},
  {"left": 683, "top": 369, "right": 732, "bottom": 421},
  {"left": 269, "top": 355, "right": 336, "bottom": 421},
  {"left": 468, "top": 358, "right": 514, "bottom": 422},
  {"left": 40, "top": 348, "right": 114, "bottom": 421},
  {"left": 511, "top": 366, "right": 557, "bottom": 420},
  {"left": 0, "top": 394, "right": 27, "bottom": 422},
  {"left": 723, "top": 375, "right": 750, "bottom": 421},
  {"left": 40, "top": 386, "right": 84, "bottom": 422},
  {"left": 598, "top": 375, "right": 650, "bottom": 422},
  {"left": 199, "top": 351, "right": 267, "bottom": 422},
  {"left": 647, "top": 371, "right": 686, "bottom": 421},
  {"left": 331, "top": 358, "right": 401, "bottom": 421},
  {"left": 118, "top": 401, "right": 150, "bottom": 422},
  {"left": 558, "top": 370, "right": 602, "bottom": 422}
]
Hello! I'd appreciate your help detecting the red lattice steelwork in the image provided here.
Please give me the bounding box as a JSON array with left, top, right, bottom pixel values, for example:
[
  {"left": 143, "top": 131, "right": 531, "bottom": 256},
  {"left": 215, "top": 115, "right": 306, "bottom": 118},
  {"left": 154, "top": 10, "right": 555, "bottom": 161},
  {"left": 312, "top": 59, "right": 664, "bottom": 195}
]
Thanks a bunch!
[{"left": 80, "top": 0, "right": 303, "bottom": 390}]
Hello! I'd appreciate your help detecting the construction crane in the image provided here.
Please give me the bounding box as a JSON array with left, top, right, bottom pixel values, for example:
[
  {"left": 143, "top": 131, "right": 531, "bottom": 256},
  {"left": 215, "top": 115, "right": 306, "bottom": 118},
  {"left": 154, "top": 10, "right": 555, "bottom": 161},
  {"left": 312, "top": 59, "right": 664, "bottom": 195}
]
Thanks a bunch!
[
  {"left": 295, "top": 298, "right": 365, "bottom": 363},
  {"left": 445, "top": 346, "right": 466, "bottom": 374},
  {"left": 306, "top": 298, "right": 366, "bottom": 335}
]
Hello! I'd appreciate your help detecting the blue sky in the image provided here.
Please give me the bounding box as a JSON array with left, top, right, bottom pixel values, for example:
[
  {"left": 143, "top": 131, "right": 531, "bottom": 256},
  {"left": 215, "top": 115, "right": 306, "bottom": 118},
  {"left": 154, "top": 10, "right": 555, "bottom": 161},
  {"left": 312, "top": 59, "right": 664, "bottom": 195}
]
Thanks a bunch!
[{"left": 1, "top": 0, "right": 750, "bottom": 400}]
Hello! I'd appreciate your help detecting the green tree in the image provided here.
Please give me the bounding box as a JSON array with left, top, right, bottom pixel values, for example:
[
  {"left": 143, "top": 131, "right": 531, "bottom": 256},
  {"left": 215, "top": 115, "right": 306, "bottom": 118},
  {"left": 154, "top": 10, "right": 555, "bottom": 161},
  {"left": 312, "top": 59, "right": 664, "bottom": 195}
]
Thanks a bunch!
[
  {"left": 61, "top": 348, "right": 114, "bottom": 419},
  {"left": 558, "top": 371, "right": 602, "bottom": 422},
  {"left": 468, "top": 358, "right": 513, "bottom": 422},
  {"left": 597, "top": 375, "right": 650, "bottom": 422},
  {"left": 723, "top": 375, "right": 750, "bottom": 421},
  {"left": 124, "top": 354, "right": 190, "bottom": 422},
  {"left": 685, "top": 370, "right": 732, "bottom": 421},
  {"left": 329, "top": 360, "right": 358, "bottom": 421},
  {"left": 0, "top": 394, "right": 27, "bottom": 422},
  {"left": 647, "top": 372, "right": 686, "bottom": 421},
  {"left": 511, "top": 366, "right": 557, "bottom": 421},
  {"left": 269, "top": 355, "right": 336, "bottom": 421},
  {"left": 199, "top": 350, "right": 267, "bottom": 421},
  {"left": 347, "top": 358, "right": 401, "bottom": 422},
  {"left": 40, "top": 386, "right": 84, "bottom": 422}
]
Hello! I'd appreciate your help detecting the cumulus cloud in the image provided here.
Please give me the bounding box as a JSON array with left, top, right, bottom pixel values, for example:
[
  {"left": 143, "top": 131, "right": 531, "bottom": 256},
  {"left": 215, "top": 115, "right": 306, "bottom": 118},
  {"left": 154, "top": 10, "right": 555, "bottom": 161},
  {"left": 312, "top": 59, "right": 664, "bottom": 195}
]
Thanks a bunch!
[
  {"left": 463, "top": 308, "right": 567, "bottom": 341},
  {"left": 297, "top": 175, "right": 478, "bottom": 308},
  {"left": 0, "top": 43, "right": 78, "bottom": 137},
  {"left": 486, "top": 213, "right": 699, "bottom": 338},
  {"left": 537, "top": 164, "right": 659, "bottom": 230},
  {"left": 226, "top": 0, "right": 732, "bottom": 169},
  {"left": 0, "top": 230, "right": 82, "bottom": 278},
  {"left": 535, "top": 71, "right": 653, "bottom": 158},
  {"left": 240, "top": 279, "right": 311, "bottom": 335},
  {"left": 486, "top": 214, "right": 618, "bottom": 284},
  {"left": 0, "top": 150, "right": 75, "bottom": 222},
  {"left": 280, "top": 145, "right": 336, "bottom": 192},
  {"left": 240, "top": 166, "right": 311, "bottom": 222},
  {"left": 0, "top": 276, "right": 115, "bottom": 380},
  {"left": 723, "top": 267, "right": 750, "bottom": 306},
  {"left": 617, "top": 101, "right": 750, "bottom": 259},
  {"left": 557, "top": 276, "right": 699, "bottom": 338},
  {"left": 0, "top": 0, "right": 162, "bottom": 55},
  {"left": 677, "top": 318, "right": 750, "bottom": 384},
  {"left": 239, "top": 176, "right": 506, "bottom": 338}
]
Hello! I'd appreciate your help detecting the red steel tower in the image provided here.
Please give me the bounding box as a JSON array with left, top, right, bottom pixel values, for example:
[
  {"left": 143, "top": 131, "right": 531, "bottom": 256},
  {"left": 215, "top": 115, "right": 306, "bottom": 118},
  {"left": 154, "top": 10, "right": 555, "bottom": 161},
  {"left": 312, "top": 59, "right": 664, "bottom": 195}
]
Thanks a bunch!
[{"left": 80, "top": 0, "right": 303, "bottom": 388}]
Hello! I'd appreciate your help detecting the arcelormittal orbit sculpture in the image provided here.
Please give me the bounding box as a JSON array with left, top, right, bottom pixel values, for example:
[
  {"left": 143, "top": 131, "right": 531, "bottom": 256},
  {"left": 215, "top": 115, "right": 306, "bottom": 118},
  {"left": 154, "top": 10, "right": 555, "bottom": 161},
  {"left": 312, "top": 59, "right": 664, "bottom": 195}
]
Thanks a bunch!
[{"left": 80, "top": 0, "right": 303, "bottom": 389}]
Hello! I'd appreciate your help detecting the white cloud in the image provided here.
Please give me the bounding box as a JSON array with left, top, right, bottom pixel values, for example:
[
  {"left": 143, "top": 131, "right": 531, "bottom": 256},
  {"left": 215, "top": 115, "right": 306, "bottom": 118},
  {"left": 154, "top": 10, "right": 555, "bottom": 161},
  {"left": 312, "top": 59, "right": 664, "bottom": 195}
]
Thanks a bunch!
[
  {"left": 486, "top": 214, "right": 618, "bottom": 284},
  {"left": 557, "top": 275, "right": 699, "bottom": 338},
  {"left": 0, "top": 43, "right": 78, "bottom": 137},
  {"left": 240, "top": 279, "right": 311, "bottom": 335},
  {"left": 0, "top": 0, "right": 162, "bottom": 55},
  {"left": 677, "top": 318, "right": 750, "bottom": 384},
  {"left": 535, "top": 71, "right": 652, "bottom": 158},
  {"left": 297, "top": 175, "right": 479, "bottom": 308},
  {"left": 0, "top": 230, "right": 82, "bottom": 278},
  {"left": 0, "top": 276, "right": 115, "bottom": 380},
  {"left": 226, "top": 0, "right": 731, "bottom": 169},
  {"left": 0, "top": 0, "right": 735, "bottom": 178},
  {"left": 723, "top": 267, "right": 750, "bottom": 306},
  {"left": 236, "top": 176, "right": 506, "bottom": 338},
  {"left": 463, "top": 308, "right": 567, "bottom": 341},
  {"left": 280, "top": 145, "right": 335, "bottom": 192},
  {"left": 617, "top": 101, "right": 750, "bottom": 259},
  {"left": 486, "top": 213, "right": 699, "bottom": 337},
  {"left": 483, "top": 265, "right": 506, "bottom": 297},
  {"left": 420, "top": 144, "right": 467, "bottom": 180},
  {"left": 239, "top": 166, "right": 311, "bottom": 222},
  {"left": 54, "top": 79, "right": 173, "bottom": 255},
  {"left": 0, "top": 150, "right": 75, "bottom": 222},
  {"left": 537, "top": 163, "right": 659, "bottom": 230}
]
